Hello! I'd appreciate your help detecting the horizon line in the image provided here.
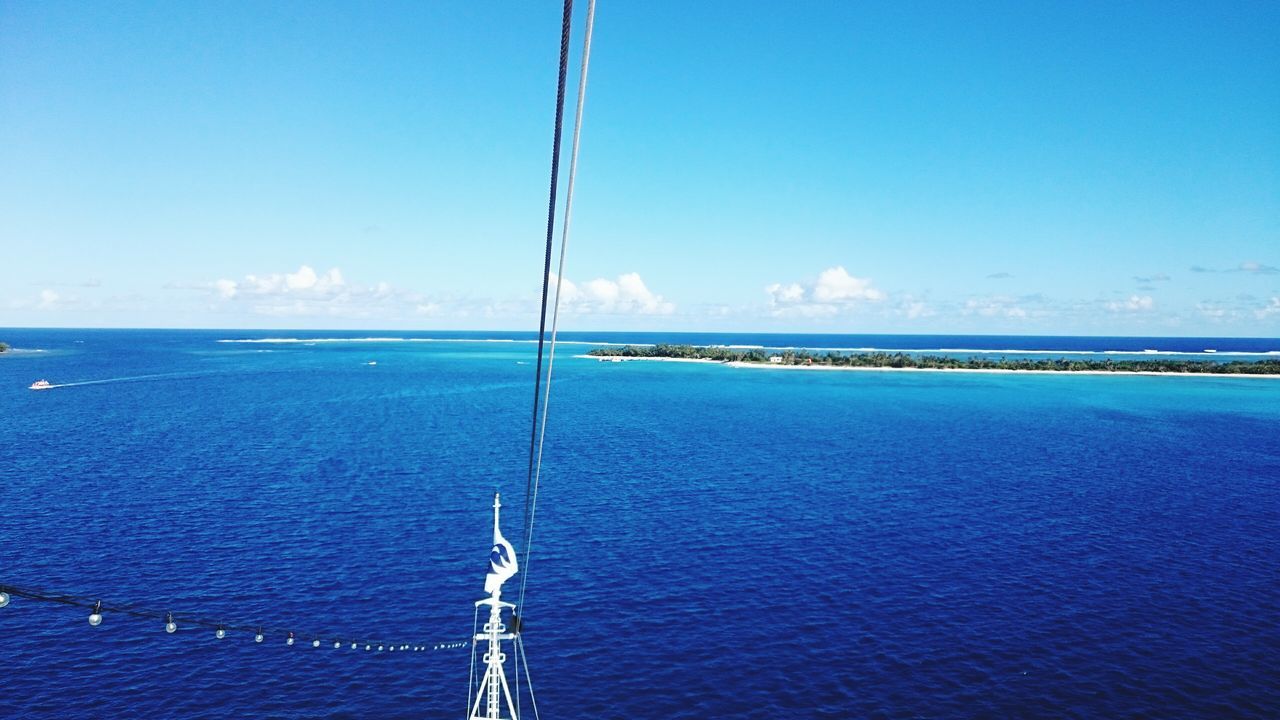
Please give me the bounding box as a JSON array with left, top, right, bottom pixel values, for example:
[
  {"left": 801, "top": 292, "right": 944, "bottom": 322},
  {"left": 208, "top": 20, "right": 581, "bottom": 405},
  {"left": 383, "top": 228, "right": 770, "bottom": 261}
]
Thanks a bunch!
[{"left": 0, "top": 325, "right": 1277, "bottom": 341}]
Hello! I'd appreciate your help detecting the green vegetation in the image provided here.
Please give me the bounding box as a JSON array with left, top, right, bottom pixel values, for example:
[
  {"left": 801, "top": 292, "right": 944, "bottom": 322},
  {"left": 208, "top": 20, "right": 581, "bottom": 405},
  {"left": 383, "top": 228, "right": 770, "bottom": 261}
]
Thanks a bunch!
[
  {"left": 587, "top": 344, "right": 1280, "bottom": 375},
  {"left": 0, "top": 342, "right": 9, "bottom": 353}
]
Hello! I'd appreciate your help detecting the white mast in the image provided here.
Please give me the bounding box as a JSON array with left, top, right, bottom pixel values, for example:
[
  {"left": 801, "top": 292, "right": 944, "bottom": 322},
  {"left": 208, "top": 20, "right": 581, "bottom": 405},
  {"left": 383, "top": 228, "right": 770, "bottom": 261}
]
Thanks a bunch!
[{"left": 468, "top": 493, "right": 520, "bottom": 720}]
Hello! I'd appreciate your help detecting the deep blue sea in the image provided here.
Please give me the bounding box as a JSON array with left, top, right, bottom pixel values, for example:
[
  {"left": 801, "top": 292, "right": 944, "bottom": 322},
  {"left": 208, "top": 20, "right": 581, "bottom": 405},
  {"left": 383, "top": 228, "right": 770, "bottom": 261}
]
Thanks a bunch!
[{"left": 2, "top": 329, "right": 1278, "bottom": 719}]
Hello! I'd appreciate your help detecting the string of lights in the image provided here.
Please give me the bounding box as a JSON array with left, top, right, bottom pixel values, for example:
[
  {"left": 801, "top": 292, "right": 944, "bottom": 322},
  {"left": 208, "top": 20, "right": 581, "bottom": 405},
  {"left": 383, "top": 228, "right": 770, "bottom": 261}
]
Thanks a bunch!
[{"left": 0, "top": 582, "right": 469, "bottom": 654}]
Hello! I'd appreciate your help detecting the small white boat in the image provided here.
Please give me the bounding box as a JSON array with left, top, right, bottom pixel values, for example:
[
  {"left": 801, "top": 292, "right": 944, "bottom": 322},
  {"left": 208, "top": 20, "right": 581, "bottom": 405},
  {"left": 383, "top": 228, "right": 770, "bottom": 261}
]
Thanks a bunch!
[
  {"left": 29, "top": 379, "right": 52, "bottom": 391},
  {"left": 366, "top": 361, "right": 378, "bottom": 366},
  {"left": 1204, "top": 349, "right": 1217, "bottom": 353}
]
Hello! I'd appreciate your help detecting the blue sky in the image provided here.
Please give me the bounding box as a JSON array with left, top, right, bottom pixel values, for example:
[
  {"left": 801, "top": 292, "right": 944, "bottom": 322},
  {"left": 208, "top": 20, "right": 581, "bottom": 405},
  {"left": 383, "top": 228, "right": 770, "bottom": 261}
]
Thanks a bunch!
[{"left": 2, "top": 1, "right": 1277, "bottom": 335}]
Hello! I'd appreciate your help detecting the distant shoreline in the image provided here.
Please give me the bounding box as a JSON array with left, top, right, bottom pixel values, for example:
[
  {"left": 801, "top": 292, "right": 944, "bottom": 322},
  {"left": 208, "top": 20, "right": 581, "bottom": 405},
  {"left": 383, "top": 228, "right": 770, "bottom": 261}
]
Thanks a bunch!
[
  {"left": 577, "top": 355, "right": 1280, "bottom": 378},
  {"left": 726, "top": 361, "right": 1280, "bottom": 378},
  {"left": 581, "top": 345, "right": 1280, "bottom": 378}
]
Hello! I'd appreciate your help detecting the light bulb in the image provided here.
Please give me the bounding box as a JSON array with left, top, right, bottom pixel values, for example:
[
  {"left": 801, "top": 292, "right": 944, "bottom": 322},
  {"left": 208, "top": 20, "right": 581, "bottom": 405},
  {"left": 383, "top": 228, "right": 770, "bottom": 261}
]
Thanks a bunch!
[
  {"left": 378, "top": 645, "right": 384, "bottom": 651},
  {"left": 165, "top": 613, "right": 177, "bottom": 634},
  {"left": 389, "top": 646, "right": 395, "bottom": 652},
  {"left": 287, "top": 633, "right": 295, "bottom": 646},
  {"left": 365, "top": 644, "right": 371, "bottom": 651},
  {"left": 255, "top": 632, "right": 264, "bottom": 643},
  {"left": 333, "top": 641, "right": 341, "bottom": 649},
  {"left": 216, "top": 627, "right": 226, "bottom": 639},
  {"left": 312, "top": 639, "right": 320, "bottom": 648},
  {"left": 0, "top": 591, "right": 10, "bottom": 608},
  {"left": 89, "top": 612, "right": 103, "bottom": 626},
  {"left": 350, "top": 642, "right": 357, "bottom": 650}
]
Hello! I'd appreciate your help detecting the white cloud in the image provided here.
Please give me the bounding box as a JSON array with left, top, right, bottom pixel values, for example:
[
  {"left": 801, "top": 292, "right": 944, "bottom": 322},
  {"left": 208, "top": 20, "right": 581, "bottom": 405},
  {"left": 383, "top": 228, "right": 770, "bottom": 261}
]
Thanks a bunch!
[
  {"left": 964, "top": 295, "right": 1029, "bottom": 319},
  {"left": 221, "top": 264, "right": 347, "bottom": 297},
  {"left": 7, "top": 288, "right": 81, "bottom": 312},
  {"left": 1197, "top": 301, "right": 1231, "bottom": 320},
  {"left": 196, "top": 264, "right": 425, "bottom": 319},
  {"left": 766, "top": 299, "right": 840, "bottom": 319},
  {"left": 249, "top": 301, "right": 314, "bottom": 317},
  {"left": 214, "top": 279, "right": 238, "bottom": 299},
  {"left": 192, "top": 267, "right": 673, "bottom": 322},
  {"left": 765, "top": 266, "right": 883, "bottom": 318},
  {"left": 764, "top": 283, "right": 805, "bottom": 304},
  {"left": 1107, "top": 295, "right": 1154, "bottom": 312},
  {"left": 1256, "top": 297, "right": 1280, "bottom": 319},
  {"left": 902, "top": 300, "right": 933, "bottom": 319},
  {"left": 550, "top": 272, "right": 674, "bottom": 315},
  {"left": 812, "top": 266, "right": 885, "bottom": 303},
  {"left": 583, "top": 278, "right": 620, "bottom": 304},
  {"left": 1238, "top": 261, "right": 1278, "bottom": 275},
  {"left": 1191, "top": 261, "right": 1280, "bottom": 275}
]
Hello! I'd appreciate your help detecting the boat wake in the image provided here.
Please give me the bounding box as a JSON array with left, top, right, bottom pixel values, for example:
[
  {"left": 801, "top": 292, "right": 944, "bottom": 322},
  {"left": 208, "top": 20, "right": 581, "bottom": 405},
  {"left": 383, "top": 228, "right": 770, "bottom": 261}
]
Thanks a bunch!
[{"left": 30, "top": 371, "right": 210, "bottom": 391}]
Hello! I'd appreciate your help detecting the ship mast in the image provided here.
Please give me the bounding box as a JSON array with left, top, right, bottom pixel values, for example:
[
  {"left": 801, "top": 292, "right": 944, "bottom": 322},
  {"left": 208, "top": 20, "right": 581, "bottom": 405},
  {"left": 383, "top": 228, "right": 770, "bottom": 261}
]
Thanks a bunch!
[{"left": 468, "top": 493, "right": 520, "bottom": 720}]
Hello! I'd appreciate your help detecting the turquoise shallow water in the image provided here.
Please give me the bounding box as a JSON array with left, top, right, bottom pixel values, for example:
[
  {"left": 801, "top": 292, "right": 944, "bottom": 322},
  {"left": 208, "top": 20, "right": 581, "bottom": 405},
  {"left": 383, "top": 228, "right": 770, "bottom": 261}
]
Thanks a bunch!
[{"left": 1, "top": 329, "right": 1278, "bottom": 718}]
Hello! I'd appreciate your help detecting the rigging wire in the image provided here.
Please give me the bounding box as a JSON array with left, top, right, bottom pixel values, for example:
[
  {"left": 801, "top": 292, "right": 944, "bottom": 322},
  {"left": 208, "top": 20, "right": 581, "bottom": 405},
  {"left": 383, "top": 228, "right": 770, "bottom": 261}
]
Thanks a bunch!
[
  {"left": 0, "top": 582, "right": 466, "bottom": 654},
  {"left": 524, "top": 0, "right": 576, "bottom": 547},
  {"left": 518, "top": 0, "right": 597, "bottom": 618},
  {"left": 518, "top": 635, "right": 542, "bottom": 720},
  {"left": 514, "top": 616, "right": 522, "bottom": 720},
  {"left": 467, "top": 603, "right": 480, "bottom": 717}
]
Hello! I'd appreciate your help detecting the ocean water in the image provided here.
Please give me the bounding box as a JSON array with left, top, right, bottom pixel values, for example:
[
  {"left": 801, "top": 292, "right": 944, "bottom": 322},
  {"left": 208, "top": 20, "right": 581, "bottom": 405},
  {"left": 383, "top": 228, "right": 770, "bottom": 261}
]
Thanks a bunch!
[{"left": 1, "top": 329, "right": 1278, "bottom": 719}]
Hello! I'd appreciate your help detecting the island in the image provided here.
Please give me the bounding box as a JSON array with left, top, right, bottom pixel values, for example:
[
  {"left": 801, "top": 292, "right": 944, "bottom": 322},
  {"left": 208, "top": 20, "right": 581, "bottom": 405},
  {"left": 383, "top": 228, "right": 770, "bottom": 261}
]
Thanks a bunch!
[
  {"left": 586, "top": 344, "right": 1280, "bottom": 376},
  {"left": 0, "top": 342, "right": 9, "bottom": 353}
]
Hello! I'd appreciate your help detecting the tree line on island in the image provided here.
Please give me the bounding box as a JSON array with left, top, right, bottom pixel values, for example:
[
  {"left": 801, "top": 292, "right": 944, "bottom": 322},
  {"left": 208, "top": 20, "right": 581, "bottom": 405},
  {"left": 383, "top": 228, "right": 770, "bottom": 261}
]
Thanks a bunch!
[
  {"left": 587, "top": 344, "right": 1280, "bottom": 375},
  {"left": 0, "top": 342, "right": 9, "bottom": 353}
]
